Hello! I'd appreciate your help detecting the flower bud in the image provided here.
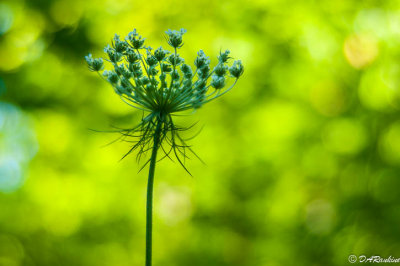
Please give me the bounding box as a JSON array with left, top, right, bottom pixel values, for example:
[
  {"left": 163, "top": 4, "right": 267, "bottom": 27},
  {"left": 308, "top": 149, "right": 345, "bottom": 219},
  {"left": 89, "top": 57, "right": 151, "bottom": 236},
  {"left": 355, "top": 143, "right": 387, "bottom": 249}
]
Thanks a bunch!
[
  {"left": 154, "top": 46, "right": 169, "bottom": 61},
  {"left": 92, "top": 58, "right": 104, "bottom": 71},
  {"left": 85, "top": 53, "right": 93, "bottom": 65},
  {"left": 171, "top": 70, "right": 180, "bottom": 81},
  {"left": 104, "top": 45, "right": 122, "bottom": 63},
  {"left": 194, "top": 80, "right": 206, "bottom": 92},
  {"left": 85, "top": 54, "right": 104, "bottom": 72},
  {"left": 197, "top": 65, "right": 210, "bottom": 79},
  {"left": 103, "top": 70, "right": 119, "bottom": 84},
  {"left": 211, "top": 75, "right": 225, "bottom": 89},
  {"left": 129, "top": 62, "right": 142, "bottom": 78},
  {"left": 114, "top": 64, "right": 125, "bottom": 76},
  {"left": 122, "top": 66, "right": 133, "bottom": 79},
  {"left": 126, "top": 29, "right": 146, "bottom": 49},
  {"left": 218, "top": 50, "right": 231, "bottom": 63},
  {"left": 229, "top": 60, "right": 244, "bottom": 78},
  {"left": 113, "top": 34, "right": 127, "bottom": 53},
  {"left": 213, "top": 64, "right": 228, "bottom": 77},
  {"left": 183, "top": 78, "right": 192, "bottom": 88},
  {"left": 180, "top": 63, "right": 191, "bottom": 73},
  {"left": 194, "top": 50, "right": 210, "bottom": 69},
  {"left": 126, "top": 48, "right": 140, "bottom": 63},
  {"left": 181, "top": 64, "right": 193, "bottom": 78},
  {"left": 165, "top": 28, "right": 187, "bottom": 48},
  {"left": 168, "top": 54, "right": 184, "bottom": 66},
  {"left": 159, "top": 73, "right": 167, "bottom": 88},
  {"left": 146, "top": 51, "right": 158, "bottom": 66}
]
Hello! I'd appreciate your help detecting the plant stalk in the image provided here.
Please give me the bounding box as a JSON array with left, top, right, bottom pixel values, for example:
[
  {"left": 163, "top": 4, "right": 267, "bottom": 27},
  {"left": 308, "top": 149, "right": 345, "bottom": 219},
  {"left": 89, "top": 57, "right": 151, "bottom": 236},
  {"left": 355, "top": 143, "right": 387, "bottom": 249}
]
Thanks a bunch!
[{"left": 146, "top": 118, "right": 162, "bottom": 266}]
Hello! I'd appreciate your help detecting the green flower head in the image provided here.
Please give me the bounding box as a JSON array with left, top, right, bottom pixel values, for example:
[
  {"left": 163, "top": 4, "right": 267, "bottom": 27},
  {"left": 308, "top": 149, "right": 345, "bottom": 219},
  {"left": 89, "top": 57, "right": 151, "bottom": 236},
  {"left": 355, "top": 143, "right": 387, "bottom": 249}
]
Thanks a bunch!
[
  {"left": 165, "top": 28, "right": 187, "bottom": 48},
  {"left": 85, "top": 28, "right": 243, "bottom": 170}
]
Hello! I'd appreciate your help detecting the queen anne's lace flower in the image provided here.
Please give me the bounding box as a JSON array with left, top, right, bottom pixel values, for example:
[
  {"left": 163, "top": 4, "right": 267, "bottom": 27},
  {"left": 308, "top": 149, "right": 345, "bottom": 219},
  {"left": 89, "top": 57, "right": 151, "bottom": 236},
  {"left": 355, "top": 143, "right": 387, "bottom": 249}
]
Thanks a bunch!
[
  {"left": 86, "top": 28, "right": 243, "bottom": 266},
  {"left": 85, "top": 28, "right": 243, "bottom": 170}
]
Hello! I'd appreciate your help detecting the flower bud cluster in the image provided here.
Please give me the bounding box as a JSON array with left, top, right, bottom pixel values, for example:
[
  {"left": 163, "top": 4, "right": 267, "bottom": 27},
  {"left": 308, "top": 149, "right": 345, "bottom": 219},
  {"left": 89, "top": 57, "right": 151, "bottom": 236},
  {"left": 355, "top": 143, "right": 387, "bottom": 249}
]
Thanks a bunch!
[
  {"left": 85, "top": 28, "right": 244, "bottom": 114},
  {"left": 85, "top": 54, "right": 104, "bottom": 71}
]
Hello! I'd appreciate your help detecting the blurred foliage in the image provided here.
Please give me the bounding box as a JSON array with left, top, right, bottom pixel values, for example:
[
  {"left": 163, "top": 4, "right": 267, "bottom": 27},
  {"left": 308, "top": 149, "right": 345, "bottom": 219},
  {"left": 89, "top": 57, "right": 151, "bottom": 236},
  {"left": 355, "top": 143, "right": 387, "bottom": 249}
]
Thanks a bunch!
[{"left": 1, "top": 0, "right": 400, "bottom": 265}]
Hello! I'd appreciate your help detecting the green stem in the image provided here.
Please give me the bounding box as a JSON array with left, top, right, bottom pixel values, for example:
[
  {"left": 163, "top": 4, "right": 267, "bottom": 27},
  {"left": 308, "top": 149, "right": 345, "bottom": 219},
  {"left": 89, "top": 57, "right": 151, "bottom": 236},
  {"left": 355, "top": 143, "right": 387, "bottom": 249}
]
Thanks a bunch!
[{"left": 146, "top": 117, "right": 162, "bottom": 266}]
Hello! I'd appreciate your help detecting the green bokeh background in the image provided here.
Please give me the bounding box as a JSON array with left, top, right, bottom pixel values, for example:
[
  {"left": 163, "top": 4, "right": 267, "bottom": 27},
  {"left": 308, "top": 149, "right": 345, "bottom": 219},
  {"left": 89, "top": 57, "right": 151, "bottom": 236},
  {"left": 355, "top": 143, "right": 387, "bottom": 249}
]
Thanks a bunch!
[{"left": 1, "top": 0, "right": 400, "bottom": 265}]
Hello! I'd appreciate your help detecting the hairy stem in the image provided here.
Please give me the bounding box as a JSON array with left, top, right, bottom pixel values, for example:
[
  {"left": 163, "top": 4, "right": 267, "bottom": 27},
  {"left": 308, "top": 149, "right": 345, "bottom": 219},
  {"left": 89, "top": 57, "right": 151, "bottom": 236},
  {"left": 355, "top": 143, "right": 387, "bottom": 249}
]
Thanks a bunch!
[{"left": 146, "top": 117, "right": 162, "bottom": 266}]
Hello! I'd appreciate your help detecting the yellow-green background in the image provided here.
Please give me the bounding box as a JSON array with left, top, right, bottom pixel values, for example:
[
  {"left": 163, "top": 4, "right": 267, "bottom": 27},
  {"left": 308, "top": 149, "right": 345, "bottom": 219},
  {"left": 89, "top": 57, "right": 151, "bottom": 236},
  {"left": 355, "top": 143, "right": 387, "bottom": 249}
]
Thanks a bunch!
[{"left": 1, "top": 0, "right": 400, "bottom": 265}]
